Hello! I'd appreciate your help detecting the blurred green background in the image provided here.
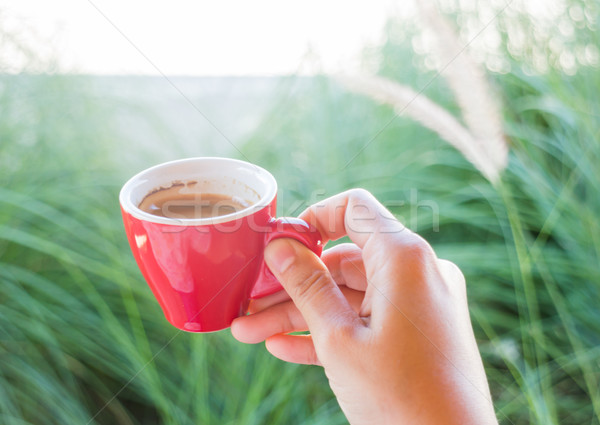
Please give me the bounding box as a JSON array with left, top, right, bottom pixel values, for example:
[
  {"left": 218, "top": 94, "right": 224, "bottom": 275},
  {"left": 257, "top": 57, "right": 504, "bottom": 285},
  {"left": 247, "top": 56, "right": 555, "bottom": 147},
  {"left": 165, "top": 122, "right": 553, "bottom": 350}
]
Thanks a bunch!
[{"left": 1, "top": 1, "right": 599, "bottom": 424}]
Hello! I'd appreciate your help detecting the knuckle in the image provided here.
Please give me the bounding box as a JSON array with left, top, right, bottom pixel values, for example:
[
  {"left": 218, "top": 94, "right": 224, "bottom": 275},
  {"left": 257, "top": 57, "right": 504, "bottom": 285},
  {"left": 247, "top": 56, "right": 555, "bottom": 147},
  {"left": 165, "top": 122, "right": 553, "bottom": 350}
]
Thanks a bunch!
[
  {"left": 291, "top": 268, "right": 332, "bottom": 307},
  {"left": 438, "top": 259, "right": 467, "bottom": 290},
  {"left": 347, "top": 188, "right": 377, "bottom": 210},
  {"left": 348, "top": 188, "right": 373, "bottom": 200},
  {"left": 373, "top": 233, "right": 438, "bottom": 283},
  {"left": 439, "top": 259, "right": 464, "bottom": 279},
  {"left": 390, "top": 232, "right": 435, "bottom": 263}
]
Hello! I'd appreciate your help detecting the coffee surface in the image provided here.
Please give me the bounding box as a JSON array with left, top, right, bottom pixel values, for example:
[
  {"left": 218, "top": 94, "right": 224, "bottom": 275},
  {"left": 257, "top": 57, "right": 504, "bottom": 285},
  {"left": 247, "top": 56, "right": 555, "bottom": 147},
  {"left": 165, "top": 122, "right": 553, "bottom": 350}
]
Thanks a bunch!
[{"left": 139, "top": 184, "right": 251, "bottom": 219}]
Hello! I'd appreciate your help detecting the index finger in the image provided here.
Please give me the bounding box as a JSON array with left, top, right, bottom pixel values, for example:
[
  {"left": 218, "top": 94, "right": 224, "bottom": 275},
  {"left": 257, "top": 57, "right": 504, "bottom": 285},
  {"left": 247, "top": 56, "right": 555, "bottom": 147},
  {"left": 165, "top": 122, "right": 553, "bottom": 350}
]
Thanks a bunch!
[{"left": 299, "top": 188, "right": 406, "bottom": 249}]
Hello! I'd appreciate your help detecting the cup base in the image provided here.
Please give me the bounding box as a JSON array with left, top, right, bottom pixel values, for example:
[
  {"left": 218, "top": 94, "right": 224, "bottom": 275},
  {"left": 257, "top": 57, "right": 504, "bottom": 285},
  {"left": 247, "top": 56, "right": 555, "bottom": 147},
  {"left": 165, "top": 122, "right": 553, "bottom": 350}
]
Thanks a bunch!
[{"left": 181, "top": 321, "right": 231, "bottom": 333}]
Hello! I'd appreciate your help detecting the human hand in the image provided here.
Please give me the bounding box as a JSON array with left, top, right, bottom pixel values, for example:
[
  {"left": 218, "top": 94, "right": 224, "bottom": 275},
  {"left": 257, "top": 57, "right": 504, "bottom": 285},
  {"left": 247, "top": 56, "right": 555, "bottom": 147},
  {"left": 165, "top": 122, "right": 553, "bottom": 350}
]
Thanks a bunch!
[{"left": 231, "top": 189, "right": 497, "bottom": 425}]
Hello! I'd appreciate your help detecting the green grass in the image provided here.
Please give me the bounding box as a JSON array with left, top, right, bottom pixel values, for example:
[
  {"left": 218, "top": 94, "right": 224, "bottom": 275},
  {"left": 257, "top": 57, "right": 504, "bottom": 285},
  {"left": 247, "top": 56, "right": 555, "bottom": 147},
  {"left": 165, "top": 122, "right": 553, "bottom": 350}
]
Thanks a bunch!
[{"left": 1, "top": 6, "right": 600, "bottom": 425}]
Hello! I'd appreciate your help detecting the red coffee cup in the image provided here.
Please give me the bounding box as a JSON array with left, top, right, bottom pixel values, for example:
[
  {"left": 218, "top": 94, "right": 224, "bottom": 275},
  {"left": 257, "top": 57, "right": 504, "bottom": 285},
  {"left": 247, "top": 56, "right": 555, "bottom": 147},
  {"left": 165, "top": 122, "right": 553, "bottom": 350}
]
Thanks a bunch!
[{"left": 119, "top": 157, "right": 322, "bottom": 332}]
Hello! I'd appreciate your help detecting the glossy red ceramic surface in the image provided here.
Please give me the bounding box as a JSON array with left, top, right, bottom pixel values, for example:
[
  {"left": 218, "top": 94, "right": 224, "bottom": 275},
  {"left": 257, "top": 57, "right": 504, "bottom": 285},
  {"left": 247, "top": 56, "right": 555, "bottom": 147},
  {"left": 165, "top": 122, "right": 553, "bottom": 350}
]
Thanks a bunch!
[{"left": 121, "top": 198, "right": 322, "bottom": 333}]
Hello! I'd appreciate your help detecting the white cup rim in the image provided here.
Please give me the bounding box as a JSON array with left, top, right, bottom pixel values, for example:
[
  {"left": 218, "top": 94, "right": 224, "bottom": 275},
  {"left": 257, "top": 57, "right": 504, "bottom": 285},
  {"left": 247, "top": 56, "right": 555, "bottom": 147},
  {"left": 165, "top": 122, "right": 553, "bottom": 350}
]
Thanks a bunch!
[{"left": 119, "top": 157, "right": 277, "bottom": 226}]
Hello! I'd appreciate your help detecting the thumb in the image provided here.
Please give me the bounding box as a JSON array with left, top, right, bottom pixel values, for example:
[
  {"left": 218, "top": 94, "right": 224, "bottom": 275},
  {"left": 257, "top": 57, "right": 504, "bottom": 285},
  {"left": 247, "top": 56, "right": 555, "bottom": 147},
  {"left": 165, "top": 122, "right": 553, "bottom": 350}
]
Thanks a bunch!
[{"left": 264, "top": 238, "right": 361, "bottom": 341}]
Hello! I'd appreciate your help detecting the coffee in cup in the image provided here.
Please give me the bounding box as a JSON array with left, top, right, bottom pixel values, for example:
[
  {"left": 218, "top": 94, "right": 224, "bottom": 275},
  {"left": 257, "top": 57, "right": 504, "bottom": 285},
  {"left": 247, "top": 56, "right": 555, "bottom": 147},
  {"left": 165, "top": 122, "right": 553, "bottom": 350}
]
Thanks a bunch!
[{"left": 138, "top": 182, "right": 252, "bottom": 219}]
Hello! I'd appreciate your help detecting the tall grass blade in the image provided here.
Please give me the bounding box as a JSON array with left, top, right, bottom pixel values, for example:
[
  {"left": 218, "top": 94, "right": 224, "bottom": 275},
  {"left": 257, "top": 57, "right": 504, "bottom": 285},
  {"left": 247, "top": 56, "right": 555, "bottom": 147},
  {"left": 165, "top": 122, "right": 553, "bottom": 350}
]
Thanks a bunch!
[{"left": 338, "top": 74, "right": 504, "bottom": 183}]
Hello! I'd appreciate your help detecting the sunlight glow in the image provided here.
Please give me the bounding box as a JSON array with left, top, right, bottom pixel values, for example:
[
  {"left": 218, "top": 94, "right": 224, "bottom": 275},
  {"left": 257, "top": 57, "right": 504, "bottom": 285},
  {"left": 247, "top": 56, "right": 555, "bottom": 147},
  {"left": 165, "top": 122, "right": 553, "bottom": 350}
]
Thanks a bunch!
[{"left": 0, "top": 0, "right": 397, "bottom": 75}]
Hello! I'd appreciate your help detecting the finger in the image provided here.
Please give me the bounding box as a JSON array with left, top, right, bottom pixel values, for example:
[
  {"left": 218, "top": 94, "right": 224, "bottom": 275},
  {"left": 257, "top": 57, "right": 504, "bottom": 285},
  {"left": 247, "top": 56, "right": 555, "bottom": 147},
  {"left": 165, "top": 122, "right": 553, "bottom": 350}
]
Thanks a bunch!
[
  {"left": 264, "top": 238, "right": 364, "bottom": 345},
  {"left": 247, "top": 289, "right": 290, "bottom": 314},
  {"left": 298, "top": 188, "right": 405, "bottom": 249},
  {"left": 298, "top": 189, "right": 435, "bottom": 274},
  {"left": 321, "top": 243, "right": 367, "bottom": 291},
  {"left": 231, "top": 300, "right": 307, "bottom": 344},
  {"left": 249, "top": 244, "right": 366, "bottom": 314},
  {"left": 265, "top": 334, "right": 321, "bottom": 366},
  {"left": 232, "top": 287, "right": 365, "bottom": 343}
]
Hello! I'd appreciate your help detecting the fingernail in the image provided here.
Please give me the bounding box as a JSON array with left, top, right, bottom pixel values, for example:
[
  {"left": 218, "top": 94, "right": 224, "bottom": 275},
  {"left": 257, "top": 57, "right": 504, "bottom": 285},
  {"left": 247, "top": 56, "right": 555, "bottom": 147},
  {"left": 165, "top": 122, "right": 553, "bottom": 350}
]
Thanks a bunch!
[{"left": 265, "top": 238, "right": 296, "bottom": 274}]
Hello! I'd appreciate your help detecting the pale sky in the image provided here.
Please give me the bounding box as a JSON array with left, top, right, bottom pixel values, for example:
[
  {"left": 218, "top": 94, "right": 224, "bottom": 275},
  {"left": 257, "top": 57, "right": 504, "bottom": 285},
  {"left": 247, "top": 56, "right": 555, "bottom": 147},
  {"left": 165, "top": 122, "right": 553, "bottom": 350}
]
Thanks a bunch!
[{"left": 0, "top": 0, "right": 401, "bottom": 75}]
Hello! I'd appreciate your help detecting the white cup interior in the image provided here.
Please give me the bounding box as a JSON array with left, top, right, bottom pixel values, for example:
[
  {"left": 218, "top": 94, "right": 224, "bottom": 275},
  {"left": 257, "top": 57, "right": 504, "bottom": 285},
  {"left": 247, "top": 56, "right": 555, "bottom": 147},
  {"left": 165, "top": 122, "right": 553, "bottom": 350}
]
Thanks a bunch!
[{"left": 119, "top": 157, "right": 277, "bottom": 225}]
